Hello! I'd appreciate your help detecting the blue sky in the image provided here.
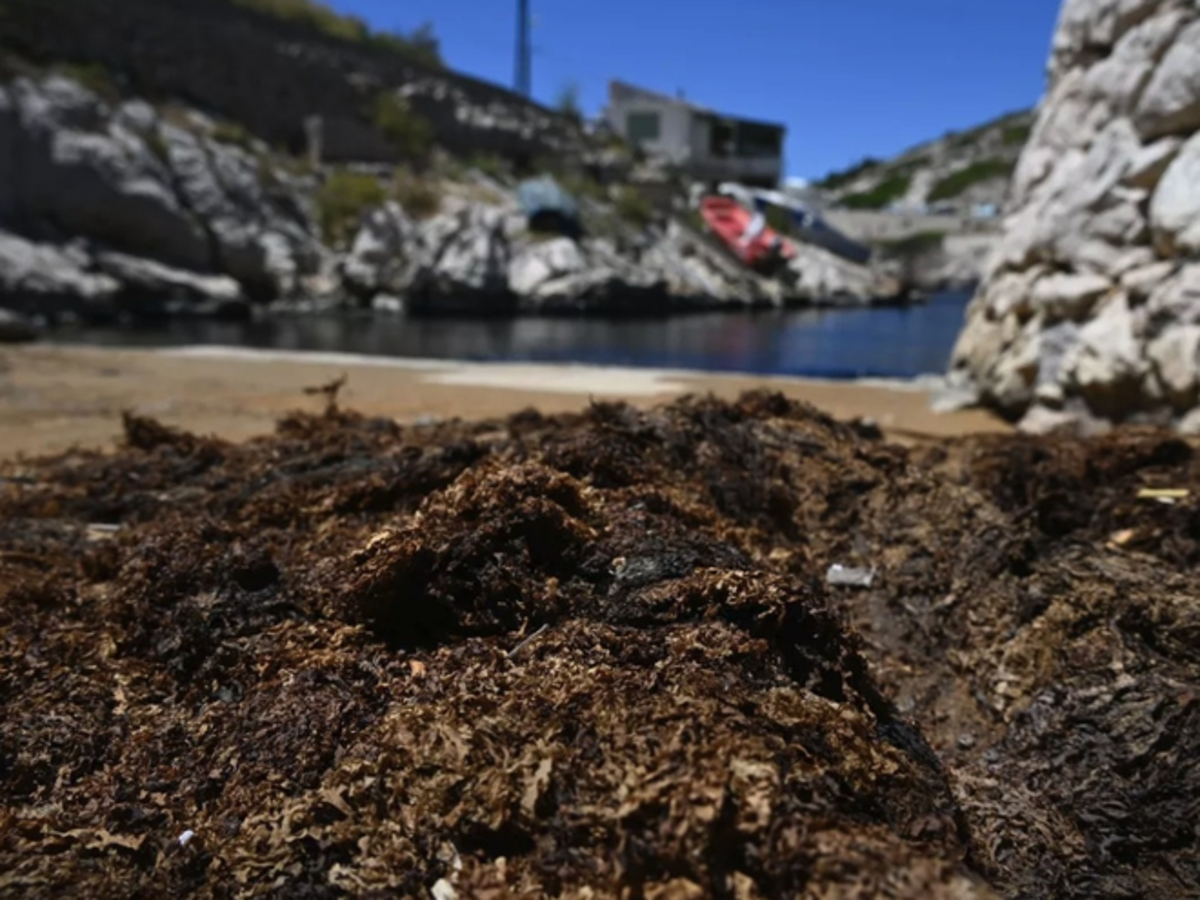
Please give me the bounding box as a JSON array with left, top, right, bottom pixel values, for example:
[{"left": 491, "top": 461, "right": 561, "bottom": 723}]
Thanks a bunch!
[{"left": 331, "top": 0, "right": 1061, "bottom": 181}]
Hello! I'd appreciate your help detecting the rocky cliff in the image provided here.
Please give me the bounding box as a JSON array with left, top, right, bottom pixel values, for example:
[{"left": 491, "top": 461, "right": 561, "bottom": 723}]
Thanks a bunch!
[
  {"left": 0, "top": 73, "right": 898, "bottom": 332},
  {"left": 0, "top": 0, "right": 586, "bottom": 165},
  {"left": 949, "top": 0, "right": 1200, "bottom": 433},
  {"left": 817, "top": 109, "right": 1034, "bottom": 214}
]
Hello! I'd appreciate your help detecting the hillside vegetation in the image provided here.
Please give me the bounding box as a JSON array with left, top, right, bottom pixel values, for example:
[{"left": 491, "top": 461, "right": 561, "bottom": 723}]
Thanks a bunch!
[
  {"left": 817, "top": 108, "right": 1034, "bottom": 213},
  {"left": 229, "top": 0, "right": 443, "bottom": 66}
]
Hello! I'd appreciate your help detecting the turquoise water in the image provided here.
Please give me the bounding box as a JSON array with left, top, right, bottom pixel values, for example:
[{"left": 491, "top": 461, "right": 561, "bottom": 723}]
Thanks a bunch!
[{"left": 53, "top": 291, "right": 970, "bottom": 380}]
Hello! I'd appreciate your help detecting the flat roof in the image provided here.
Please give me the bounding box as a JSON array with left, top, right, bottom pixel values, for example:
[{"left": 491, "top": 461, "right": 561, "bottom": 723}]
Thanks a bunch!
[{"left": 609, "top": 80, "right": 786, "bottom": 133}]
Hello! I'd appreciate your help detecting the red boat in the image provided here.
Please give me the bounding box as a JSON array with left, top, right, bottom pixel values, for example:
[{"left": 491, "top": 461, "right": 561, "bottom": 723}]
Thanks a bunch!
[{"left": 699, "top": 195, "right": 795, "bottom": 269}]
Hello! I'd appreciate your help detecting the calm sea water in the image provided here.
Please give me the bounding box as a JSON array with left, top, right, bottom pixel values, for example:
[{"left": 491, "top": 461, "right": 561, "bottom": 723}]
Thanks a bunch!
[{"left": 52, "top": 291, "right": 971, "bottom": 380}]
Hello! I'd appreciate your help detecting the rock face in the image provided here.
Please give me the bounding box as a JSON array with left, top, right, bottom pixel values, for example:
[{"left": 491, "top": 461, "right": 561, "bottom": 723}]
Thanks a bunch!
[
  {"left": 0, "top": 0, "right": 589, "bottom": 167},
  {"left": 817, "top": 109, "right": 1034, "bottom": 215},
  {"left": 951, "top": 0, "right": 1200, "bottom": 430},
  {"left": 341, "top": 201, "right": 893, "bottom": 316},
  {"left": 0, "top": 73, "right": 898, "bottom": 321},
  {"left": 0, "top": 231, "right": 119, "bottom": 318},
  {"left": 0, "top": 74, "right": 324, "bottom": 317}
]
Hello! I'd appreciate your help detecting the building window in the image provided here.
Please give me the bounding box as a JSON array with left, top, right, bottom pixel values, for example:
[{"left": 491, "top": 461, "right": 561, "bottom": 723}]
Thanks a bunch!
[
  {"left": 626, "top": 111, "right": 661, "bottom": 143},
  {"left": 709, "top": 119, "right": 734, "bottom": 158},
  {"left": 736, "top": 123, "right": 783, "bottom": 158}
]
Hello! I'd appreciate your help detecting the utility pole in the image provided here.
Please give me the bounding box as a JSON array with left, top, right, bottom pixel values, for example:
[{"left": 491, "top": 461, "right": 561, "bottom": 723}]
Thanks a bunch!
[{"left": 515, "top": 0, "right": 531, "bottom": 97}]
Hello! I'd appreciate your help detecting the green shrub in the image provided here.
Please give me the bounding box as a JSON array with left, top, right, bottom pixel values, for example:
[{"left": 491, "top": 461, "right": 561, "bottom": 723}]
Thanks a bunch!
[
  {"left": 927, "top": 159, "right": 1014, "bottom": 202},
  {"left": 372, "top": 92, "right": 433, "bottom": 160},
  {"left": 816, "top": 157, "right": 882, "bottom": 190},
  {"left": 212, "top": 120, "right": 254, "bottom": 149},
  {"left": 840, "top": 174, "right": 912, "bottom": 210},
  {"left": 144, "top": 129, "right": 171, "bottom": 164},
  {"left": 875, "top": 230, "right": 946, "bottom": 259},
  {"left": 1002, "top": 123, "right": 1032, "bottom": 146},
  {"left": 366, "top": 22, "right": 443, "bottom": 68},
  {"left": 556, "top": 169, "right": 607, "bottom": 204},
  {"left": 614, "top": 186, "right": 655, "bottom": 227},
  {"left": 555, "top": 82, "right": 583, "bottom": 123},
  {"left": 316, "top": 169, "right": 387, "bottom": 246},
  {"left": 894, "top": 154, "right": 930, "bottom": 176},
  {"left": 230, "top": 0, "right": 443, "bottom": 66},
  {"left": 466, "top": 154, "right": 511, "bottom": 183},
  {"left": 59, "top": 63, "right": 120, "bottom": 103},
  {"left": 394, "top": 170, "right": 442, "bottom": 219},
  {"left": 764, "top": 204, "right": 794, "bottom": 238},
  {"left": 230, "top": 0, "right": 367, "bottom": 40}
]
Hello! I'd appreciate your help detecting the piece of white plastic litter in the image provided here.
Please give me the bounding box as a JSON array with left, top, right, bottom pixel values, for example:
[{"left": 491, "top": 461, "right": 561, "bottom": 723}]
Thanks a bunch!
[{"left": 826, "top": 564, "right": 876, "bottom": 588}]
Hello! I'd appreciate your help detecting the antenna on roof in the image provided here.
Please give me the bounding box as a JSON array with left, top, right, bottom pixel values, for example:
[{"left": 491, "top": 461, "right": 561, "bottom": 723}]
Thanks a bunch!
[{"left": 515, "top": 0, "right": 532, "bottom": 97}]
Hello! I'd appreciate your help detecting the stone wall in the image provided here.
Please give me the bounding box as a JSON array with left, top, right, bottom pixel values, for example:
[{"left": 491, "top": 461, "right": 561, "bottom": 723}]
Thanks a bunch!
[
  {"left": 0, "top": 0, "right": 586, "bottom": 165},
  {"left": 949, "top": 0, "right": 1200, "bottom": 432}
]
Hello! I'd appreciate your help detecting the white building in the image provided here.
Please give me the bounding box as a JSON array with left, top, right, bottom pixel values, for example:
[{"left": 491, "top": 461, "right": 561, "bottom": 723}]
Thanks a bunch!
[{"left": 603, "top": 80, "right": 785, "bottom": 188}]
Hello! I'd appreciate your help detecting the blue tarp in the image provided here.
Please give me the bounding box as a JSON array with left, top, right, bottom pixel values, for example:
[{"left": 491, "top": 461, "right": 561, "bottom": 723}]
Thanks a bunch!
[{"left": 518, "top": 176, "right": 580, "bottom": 222}]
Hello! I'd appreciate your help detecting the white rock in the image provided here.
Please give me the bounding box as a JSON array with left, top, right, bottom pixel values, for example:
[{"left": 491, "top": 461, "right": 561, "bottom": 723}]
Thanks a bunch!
[
  {"left": 343, "top": 202, "right": 416, "bottom": 297},
  {"left": 956, "top": 2, "right": 1200, "bottom": 425},
  {"left": 1062, "top": 293, "right": 1149, "bottom": 415},
  {"left": 0, "top": 230, "right": 120, "bottom": 314},
  {"left": 1177, "top": 406, "right": 1200, "bottom": 434},
  {"left": 1083, "top": 9, "right": 1190, "bottom": 114},
  {"left": 1018, "top": 404, "right": 1086, "bottom": 436},
  {"left": 94, "top": 251, "right": 244, "bottom": 303},
  {"left": 1031, "top": 272, "right": 1113, "bottom": 321},
  {"left": 1147, "top": 324, "right": 1200, "bottom": 409},
  {"left": 1145, "top": 263, "right": 1200, "bottom": 326},
  {"left": 1122, "top": 260, "right": 1178, "bottom": 297},
  {"left": 1125, "top": 136, "right": 1183, "bottom": 188},
  {"left": 989, "top": 324, "right": 1042, "bottom": 413},
  {"left": 508, "top": 237, "right": 585, "bottom": 295},
  {"left": 1051, "top": 0, "right": 1163, "bottom": 76},
  {"left": 1134, "top": 18, "right": 1200, "bottom": 138},
  {"left": 1150, "top": 132, "right": 1200, "bottom": 254},
  {"left": 370, "top": 294, "right": 405, "bottom": 314},
  {"left": 948, "top": 310, "right": 1007, "bottom": 387}
]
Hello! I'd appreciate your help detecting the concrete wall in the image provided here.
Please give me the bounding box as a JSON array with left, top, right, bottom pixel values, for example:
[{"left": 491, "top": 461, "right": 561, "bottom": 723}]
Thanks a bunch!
[
  {"left": 607, "top": 90, "right": 782, "bottom": 187},
  {"left": 824, "top": 209, "right": 1000, "bottom": 242},
  {"left": 606, "top": 95, "right": 692, "bottom": 163},
  {"left": 0, "top": 0, "right": 586, "bottom": 165}
]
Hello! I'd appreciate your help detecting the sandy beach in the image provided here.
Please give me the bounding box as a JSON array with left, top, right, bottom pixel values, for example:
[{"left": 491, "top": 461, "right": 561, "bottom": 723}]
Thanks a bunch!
[{"left": 0, "top": 343, "right": 1007, "bottom": 458}]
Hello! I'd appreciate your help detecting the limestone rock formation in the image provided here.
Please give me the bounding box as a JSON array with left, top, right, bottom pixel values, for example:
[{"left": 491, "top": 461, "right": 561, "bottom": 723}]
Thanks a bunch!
[
  {"left": 0, "top": 231, "right": 120, "bottom": 318},
  {"left": 950, "top": 0, "right": 1200, "bottom": 431},
  {"left": 0, "top": 70, "right": 900, "bottom": 321},
  {"left": 0, "top": 74, "right": 324, "bottom": 313}
]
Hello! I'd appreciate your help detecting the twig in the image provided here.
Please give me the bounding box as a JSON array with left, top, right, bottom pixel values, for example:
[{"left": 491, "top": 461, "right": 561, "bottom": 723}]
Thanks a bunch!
[
  {"left": 507, "top": 624, "right": 550, "bottom": 659},
  {"left": 303, "top": 374, "right": 348, "bottom": 414}
]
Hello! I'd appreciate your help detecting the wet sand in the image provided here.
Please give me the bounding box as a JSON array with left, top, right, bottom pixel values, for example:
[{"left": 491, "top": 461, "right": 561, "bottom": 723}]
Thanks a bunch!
[{"left": 0, "top": 343, "right": 1007, "bottom": 458}]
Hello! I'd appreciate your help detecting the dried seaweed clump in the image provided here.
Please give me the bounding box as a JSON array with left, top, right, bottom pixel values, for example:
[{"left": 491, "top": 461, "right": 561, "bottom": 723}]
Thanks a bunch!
[{"left": 2, "top": 391, "right": 1199, "bottom": 897}]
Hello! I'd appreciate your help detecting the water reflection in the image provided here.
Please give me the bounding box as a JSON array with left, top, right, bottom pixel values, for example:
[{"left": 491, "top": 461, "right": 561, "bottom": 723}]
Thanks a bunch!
[{"left": 54, "top": 291, "right": 971, "bottom": 380}]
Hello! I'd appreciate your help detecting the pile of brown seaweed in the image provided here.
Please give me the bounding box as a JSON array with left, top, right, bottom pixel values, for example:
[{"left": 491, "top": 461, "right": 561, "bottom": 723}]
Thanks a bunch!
[{"left": 1, "top": 392, "right": 1197, "bottom": 898}]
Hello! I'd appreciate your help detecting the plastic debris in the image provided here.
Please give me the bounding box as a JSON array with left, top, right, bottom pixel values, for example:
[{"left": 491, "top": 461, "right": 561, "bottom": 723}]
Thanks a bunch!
[
  {"left": 1137, "top": 488, "right": 1189, "bottom": 503},
  {"left": 826, "top": 564, "right": 877, "bottom": 588},
  {"left": 177, "top": 830, "right": 195, "bottom": 848}
]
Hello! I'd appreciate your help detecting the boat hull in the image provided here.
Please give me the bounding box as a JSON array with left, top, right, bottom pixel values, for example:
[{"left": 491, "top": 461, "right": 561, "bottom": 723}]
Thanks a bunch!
[{"left": 699, "top": 196, "right": 793, "bottom": 270}]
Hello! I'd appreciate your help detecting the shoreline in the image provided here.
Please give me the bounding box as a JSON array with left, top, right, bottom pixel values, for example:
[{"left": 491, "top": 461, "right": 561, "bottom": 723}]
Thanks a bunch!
[
  {"left": 0, "top": 343, "right": 1009, "bottom": 459},
  {"left": 152, "top": 344, "right": 945, "bottom": 392}
]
